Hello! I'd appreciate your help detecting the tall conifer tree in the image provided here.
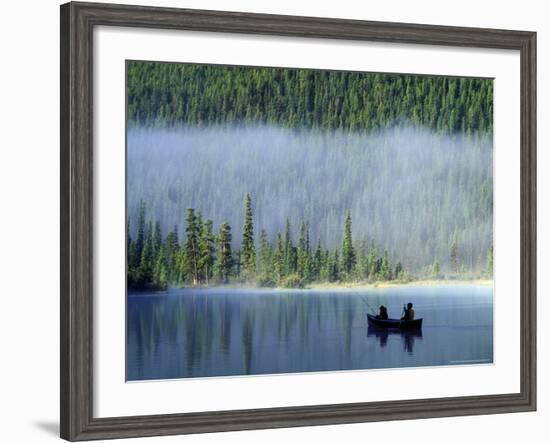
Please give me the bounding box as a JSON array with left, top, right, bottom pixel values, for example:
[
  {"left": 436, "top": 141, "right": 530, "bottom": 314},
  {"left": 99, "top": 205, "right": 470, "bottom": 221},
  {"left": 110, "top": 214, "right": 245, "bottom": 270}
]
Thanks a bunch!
[
  {"left": 214, "top": 222, "right": 233, "bottom": 283},
  {"left": 241, "top": 193, "right": 257, "bottom": 278},
  {"left": 341, "top": 212, "right": 356, "bottom": 275},
  {"left": 185, "top": 208, "right": 200, "bottom": 285}
]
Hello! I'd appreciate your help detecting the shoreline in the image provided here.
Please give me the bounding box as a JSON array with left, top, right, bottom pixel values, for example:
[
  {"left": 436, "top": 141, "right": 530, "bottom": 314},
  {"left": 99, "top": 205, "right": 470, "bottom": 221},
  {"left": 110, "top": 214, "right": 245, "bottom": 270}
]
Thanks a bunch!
[
  {"left": 129, "top": 279, "right": 493, "bottom": 294},
  {"left": 306, "top": 279, "right": 493, "bottom": 290}
]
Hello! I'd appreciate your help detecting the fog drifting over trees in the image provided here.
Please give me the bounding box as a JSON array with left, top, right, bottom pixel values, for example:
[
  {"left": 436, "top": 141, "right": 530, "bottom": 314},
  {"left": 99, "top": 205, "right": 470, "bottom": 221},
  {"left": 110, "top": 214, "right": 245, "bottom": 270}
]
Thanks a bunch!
[{"left": 127, "top": 125, "right": 492, "bottom": 274}]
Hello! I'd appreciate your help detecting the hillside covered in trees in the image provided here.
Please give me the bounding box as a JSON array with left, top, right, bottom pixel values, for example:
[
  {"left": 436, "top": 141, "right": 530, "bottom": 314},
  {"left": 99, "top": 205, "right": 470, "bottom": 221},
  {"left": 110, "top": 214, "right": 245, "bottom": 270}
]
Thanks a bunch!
[
  {"left": 127, "top": 61, "right": 494, "bottom": 289},
  {"left": 128, "top": 62, "right": 493, "bottom": 134}
]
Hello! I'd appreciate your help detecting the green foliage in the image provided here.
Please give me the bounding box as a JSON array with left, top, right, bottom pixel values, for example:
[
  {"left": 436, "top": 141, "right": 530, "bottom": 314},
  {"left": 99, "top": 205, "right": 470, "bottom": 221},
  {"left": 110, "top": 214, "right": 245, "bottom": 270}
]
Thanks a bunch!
[
  {"left": 128, "top": 62, "right": 493, "bottom": 135},
  {"left": 128, "top": 61, "right": 493, "bottom": 278},
  {"left": 129, "top": 198, "right": 464, "bottom": 290},
  {"left": 280, "top": 274, "right": 305, "bottom": 289},
  {"left": 213, "top": 222, "right": 233, "bottom": 284},
  {"left": 258, "top": 229, "right": 273, "bottom": 282},
  {"left": 341, "top": 212, "right": 356, "bottom": 277},
  {"left": 185, "top": 208, "right": 200, "bottom": 285},
  {"left": 432, "top": 258, "right": 441, "bottom": 279},
  {"left": 297, "top": 221, "right": 311, "bottom": 281},
  {"left": 126, "top": 64, "right": 494, "bottom": 288},
  {"left": 198, "top": 219, "right": 215, "bottom": 285},
  {"left": 241, "top": 193, "right": 257, "bottom": 279}
]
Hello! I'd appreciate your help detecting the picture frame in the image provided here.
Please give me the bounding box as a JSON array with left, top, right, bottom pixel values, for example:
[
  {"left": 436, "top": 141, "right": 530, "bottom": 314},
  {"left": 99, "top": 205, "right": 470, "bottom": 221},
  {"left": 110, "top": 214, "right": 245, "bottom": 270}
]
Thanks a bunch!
[{"left": 60, "top": 1, "right": 536, "bottom": 440}]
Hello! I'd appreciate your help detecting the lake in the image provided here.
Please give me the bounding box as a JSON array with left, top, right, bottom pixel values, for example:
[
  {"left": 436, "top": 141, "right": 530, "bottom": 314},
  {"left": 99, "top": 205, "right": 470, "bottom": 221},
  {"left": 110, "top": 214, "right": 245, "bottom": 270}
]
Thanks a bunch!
[{"left": 127, "top": 285, "right": 493, "bottom": 381}]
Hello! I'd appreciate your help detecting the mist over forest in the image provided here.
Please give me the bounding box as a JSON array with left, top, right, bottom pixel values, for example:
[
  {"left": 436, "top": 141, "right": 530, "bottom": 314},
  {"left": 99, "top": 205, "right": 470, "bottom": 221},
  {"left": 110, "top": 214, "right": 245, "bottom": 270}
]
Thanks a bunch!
[
  {"left": 126, "top": 62, "right": 493, "bottom": 285},
  {"left": 127, "top": 124, "right": 492, "bottom": 274}
]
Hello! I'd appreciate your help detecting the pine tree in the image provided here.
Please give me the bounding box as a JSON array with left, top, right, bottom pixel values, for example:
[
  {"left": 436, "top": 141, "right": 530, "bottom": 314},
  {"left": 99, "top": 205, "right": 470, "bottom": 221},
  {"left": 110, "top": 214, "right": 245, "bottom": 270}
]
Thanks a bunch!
[
  {"left": 432, "top": 257, "right": 441, "bottom": 278},
  {"left": 153, "top": 244, "right": 168, "bottom": 289},
  {"left": 259, "top": 229, "right": 273, "bottom": 282},
  {"left": 198, "top": 219, "right": 215, "bottom": 285},
  {"left": 134, "top": 200, "right": 146, "bottom": 268},
  {"left": 380, "top": 250, "right": 392, "bottom": 280},
  {"left": 137, "top": 240, "right": 153, "bottom": 289},
  {"left": 341, "top": 212, "right": 356, "bottom": 277},
  {"left": 145, "top": 221, "right": 153, "bottom": 264},
  {"left": 152, "top": 220, "right": 162, "bottom": 258},
  {"left": 241, "top": 193, "right": 257, "bottom": 278},
  {"left": 165, "top": 226, "right": 179, "bottom": 284},
  {"left": 312, "top": 240, "right": 323, "bottom": 281},
  {"left": 450, "top": 238, "right": 459, "bottom": 274},
  {"left": 355, "top": 239, "right": 368, "bottom": 280},
  {"left": 214, "top": 222, "right": 233, "bottom": 283},
  {"left": 283, "top": 218, "right": 296, "bottom": 276},
  {"left": 394, "top": 261, "right": 404, "bottom": 280},
  {"left": 297, "top": 221, "right": 311, "bottom": 280},
  {"left": 127, "top": 218, "right": 133, "bottom": 261},
  {"left": 185, "top": 208, "right": 200, "bottom": 285},
  {"left": 367, "top": 247, "right": 378, "bottom": 281},
  {"left": 330, "top": 248, "right": 340, "bottom": 282},
  {"left": 272, "top": 232, "right": 285, "bottom": 282}
]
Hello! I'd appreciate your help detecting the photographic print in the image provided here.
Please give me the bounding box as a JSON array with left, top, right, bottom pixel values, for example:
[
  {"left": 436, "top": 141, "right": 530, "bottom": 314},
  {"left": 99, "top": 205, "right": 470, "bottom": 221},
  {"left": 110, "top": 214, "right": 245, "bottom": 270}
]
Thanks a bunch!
[{"left": 126, "top": 61, "right": 494, "bottom": 381}]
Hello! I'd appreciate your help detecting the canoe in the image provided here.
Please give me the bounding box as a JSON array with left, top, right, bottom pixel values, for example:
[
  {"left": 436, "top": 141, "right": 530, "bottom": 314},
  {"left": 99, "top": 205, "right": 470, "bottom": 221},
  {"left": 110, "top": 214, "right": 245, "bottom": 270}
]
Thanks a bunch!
[
  {"left": 366, "top": 313, "right": 423, "bottom": 330},
  {"left": 367, "top": 325, "right": 422, "bottom": 339}
]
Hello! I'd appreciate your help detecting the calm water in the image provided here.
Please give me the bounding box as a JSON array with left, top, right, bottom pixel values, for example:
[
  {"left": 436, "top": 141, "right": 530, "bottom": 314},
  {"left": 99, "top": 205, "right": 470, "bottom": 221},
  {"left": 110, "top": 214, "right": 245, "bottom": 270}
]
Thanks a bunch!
[{"left": 127, "top": 285, "right": 493, "bottom": 381}]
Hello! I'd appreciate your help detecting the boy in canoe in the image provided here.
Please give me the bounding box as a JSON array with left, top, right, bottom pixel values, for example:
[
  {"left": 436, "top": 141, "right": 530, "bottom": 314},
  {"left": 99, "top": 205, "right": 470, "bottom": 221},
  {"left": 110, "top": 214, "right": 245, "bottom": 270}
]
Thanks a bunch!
[
  {"left": 401, "top": 302, "right": 415, "bottom": 321},
  {"left": 377, "top": 305, "right": 389, "bottom": 320}
]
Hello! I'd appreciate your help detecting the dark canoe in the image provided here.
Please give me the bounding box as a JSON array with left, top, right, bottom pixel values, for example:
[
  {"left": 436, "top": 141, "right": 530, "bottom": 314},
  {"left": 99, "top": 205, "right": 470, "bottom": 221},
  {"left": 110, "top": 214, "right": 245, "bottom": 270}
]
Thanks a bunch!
[{"left": 367, "top": 313, "right": 423, "bottom": 330}]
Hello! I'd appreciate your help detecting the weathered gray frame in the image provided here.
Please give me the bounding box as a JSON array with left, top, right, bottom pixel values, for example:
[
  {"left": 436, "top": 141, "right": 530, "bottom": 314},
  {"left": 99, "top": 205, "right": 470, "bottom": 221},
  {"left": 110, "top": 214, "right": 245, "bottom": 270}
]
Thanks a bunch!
[{"left": 60, "top": 1, "right": 537, "bottom": 440}]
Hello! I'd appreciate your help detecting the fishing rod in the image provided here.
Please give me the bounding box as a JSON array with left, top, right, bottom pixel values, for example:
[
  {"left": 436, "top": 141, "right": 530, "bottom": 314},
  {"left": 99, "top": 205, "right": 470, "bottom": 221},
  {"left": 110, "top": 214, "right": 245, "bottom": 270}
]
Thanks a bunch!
[{"left": 356, "top": 292, "right": 377, "bottom": 314}]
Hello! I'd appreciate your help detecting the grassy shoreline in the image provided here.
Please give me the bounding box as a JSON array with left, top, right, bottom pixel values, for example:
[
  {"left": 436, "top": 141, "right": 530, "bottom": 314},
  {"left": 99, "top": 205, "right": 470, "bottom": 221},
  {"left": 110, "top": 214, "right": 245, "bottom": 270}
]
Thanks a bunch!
[{"left": 305, "top": 279, "right": 493, "bottom": 290}]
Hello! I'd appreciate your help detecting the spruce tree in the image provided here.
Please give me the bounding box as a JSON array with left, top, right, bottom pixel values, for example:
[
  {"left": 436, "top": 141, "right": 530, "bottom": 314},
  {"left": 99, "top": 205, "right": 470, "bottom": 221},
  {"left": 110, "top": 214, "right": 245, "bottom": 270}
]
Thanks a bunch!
[
  {"left": 165, "top": 226, "right": 179, "bottom": 284},
  {"left": 259, "top": 229, "right": 273, "bottom": 281},
  {"left": 283, "top": 219, "right": 296, "bottom": 275},
  {"left": 198, "top": 219, "right": 215, "bottom": 285},
  {"left": 432, "top": 257, "right": 441, "bottom": 278},
  {"left": 355, "top": 239, "right": 368, "bottom": 280},
  {"left": 134, "top": 200, "right": 146, "bottom": 268},
  {"left": 367, "top": 247, "right": 378, "bottom": 280},
  {"left": 153, "top": 244, "right": 168, "bottom": 289},
  {"left": 214, "top": 222, "right": 233, "bottom": 284},
  {"left": 185, "top": 208, "right": 200, "bottom": 285},
  {"left": 320, "top": 249, "right": 330, "bottom": 281},
  {"left": 312, "top": 240, "right": 323, "bottom": 281},
  {"left": 272, "top": 232, "right": 285, "bottom": 282},
  {"left": 341, "top": 212, "right": 356, "bottom": 277},
  {"left": 137, "top": 240, "right": 153, "bottom": 289},
  {"left": 330, "top": 249, "right": 340, "bottom": 282},
  {"left": 152, "top": 220, "right": 162, "bottom": 258},
  {"left": 450, "top": 238, "right": 459, "bottom": 274},
  {"left": 380, "top": 250, "right": 392, "bottom": 280},
  {"left": 241, "top": 193, "right": 257, "bottom": 278},
  {"left": 297, "top": 221, "right": 310, "bottom": 280}
]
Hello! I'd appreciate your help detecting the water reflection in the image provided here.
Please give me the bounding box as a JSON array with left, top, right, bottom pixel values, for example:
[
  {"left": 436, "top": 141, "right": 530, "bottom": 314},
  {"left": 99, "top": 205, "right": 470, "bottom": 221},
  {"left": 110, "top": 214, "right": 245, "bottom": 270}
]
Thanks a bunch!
[
  {"left": 127, "top": 286, "right": 493, "bottom": 381},
  {"left": 367, "top": 325, "right": 422, "bottom": 353}
]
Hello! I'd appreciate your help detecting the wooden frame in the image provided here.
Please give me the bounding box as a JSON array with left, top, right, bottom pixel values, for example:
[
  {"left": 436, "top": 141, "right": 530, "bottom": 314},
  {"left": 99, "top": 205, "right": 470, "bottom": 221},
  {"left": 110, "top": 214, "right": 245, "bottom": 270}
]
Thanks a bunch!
[{"left": 60, "top": 1, "right": 536, "bottom": 440}]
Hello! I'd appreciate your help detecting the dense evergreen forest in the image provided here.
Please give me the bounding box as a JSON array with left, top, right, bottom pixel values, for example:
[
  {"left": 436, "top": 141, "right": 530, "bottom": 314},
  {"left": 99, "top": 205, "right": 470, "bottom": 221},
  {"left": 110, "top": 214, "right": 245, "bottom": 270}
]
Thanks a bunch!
[
  {"left": 127, "top": 194, "right": 423, "bottom": 290},
  {"left": 127, "top": 61, "right": 494, "bottom": 289},
  {"left": 127, "top": 62, "right": 493, "bottom": 134}
]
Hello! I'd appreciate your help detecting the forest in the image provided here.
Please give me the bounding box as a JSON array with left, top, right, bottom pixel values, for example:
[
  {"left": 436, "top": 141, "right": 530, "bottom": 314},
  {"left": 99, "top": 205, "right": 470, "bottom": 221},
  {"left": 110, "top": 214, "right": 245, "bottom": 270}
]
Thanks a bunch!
[
  {"left": 127, "top": 61, "right": 494, "bottom": 289},
  {"left": 130, "top": 194, "right": 411, "bottom": 291},
  {"left": 128, "top": 193, "right": 493, "bottom": 291},
  {"left": 127, "top": 62, "right": 493, "bottom": 134}
]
